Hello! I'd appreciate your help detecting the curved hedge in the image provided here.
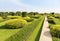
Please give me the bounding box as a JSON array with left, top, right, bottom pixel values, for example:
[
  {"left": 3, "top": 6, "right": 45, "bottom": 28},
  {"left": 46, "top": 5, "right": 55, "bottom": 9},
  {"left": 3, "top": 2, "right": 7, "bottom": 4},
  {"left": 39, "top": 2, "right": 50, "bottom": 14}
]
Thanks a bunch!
[
  {"left": 23, "top": 16, "right": 34, "bottom": 22},
  {"left": 7, "top": 16, "right": 22, "bottom": 19},
  {"left": 5, "top": 19, "right": 27, "bottom": 29},
  {"left": 5, "top": 16, "right": 44, "bottom": 41}
]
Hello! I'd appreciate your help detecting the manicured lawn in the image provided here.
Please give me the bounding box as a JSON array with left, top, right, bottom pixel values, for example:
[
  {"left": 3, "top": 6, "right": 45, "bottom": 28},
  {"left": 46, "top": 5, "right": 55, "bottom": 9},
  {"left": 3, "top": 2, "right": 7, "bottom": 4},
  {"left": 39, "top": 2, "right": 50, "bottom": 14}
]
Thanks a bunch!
[
  {"left": 0, "top": 29, "right": 21, "bottom": 41},
  {"left": 0, "top": 20, "right": 22, "bottom": 41}
]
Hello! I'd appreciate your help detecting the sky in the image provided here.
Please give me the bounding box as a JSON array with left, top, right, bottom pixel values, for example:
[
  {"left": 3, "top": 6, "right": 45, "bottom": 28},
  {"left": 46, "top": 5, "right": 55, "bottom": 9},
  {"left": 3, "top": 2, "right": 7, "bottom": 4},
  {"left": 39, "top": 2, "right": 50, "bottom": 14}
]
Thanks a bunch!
[{"left": 0, "top": 0, "right": 60, "bottom": 13}]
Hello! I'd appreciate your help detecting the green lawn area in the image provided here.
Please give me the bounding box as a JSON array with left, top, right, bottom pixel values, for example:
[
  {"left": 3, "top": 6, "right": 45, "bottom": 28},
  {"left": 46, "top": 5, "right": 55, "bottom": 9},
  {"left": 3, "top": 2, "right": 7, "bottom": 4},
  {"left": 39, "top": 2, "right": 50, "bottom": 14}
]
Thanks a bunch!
[
  {"left": 0, "top": 20, "right": 22, "bottom": 41},
  {"left": 0, "top": 14, "right": 44, "bottom": 41},
  {"left": 0, "top": 29, "right": 21, "bottom": 41}
]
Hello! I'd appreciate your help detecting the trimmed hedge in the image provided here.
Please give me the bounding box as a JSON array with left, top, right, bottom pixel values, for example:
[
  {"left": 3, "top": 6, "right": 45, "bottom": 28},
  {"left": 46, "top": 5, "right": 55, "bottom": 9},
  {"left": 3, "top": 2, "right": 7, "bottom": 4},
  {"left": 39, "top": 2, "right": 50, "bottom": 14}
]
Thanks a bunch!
[
  {"left": 50, "top": 25, "right": 60, "bottom": 38},
  {"left": 53, "top": 18, "right": 60, "bottom": 24},
  {"left": 7, "top": 16, "right": 22, "bottom": 19},
  {"left": 5, "top": 16, "right": 44, "bottom": 41},
  {"left": 47, "top": 16, "right": 55, "bottom": 24},
  {"left": 5, "top": 19, "right": 27, "bottom": 29},
  {"left": 47, "top": 16, "right": 54, "bottom": 19},
  {"left": 26, "top": 16, "right": 44, "bottom": 41},
  {"left": 23, "top": 16, "right": 34, "bottom": 22}
]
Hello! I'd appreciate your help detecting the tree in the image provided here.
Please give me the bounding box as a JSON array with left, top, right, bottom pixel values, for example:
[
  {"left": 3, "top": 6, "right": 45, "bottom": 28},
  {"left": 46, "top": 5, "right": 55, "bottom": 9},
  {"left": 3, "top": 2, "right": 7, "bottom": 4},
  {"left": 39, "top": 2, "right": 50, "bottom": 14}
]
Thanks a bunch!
[
  {"left": 9, "top": 12, "right": 15, "bottom": 16},
  {"left": 22, "top": 12, "right": 27, "bottom": 17},
  {"left": 16, "top": 11, "right": 21, "bottom": 16},
  {"left": 33, "top": 12, "right": 39, "bottom": 16},
  {"left": 51, "top": 12, "right": 54, "bottom": 15},
  {"left": 3, "top": 12, "right": 8, "bottom": 19},
  {"left": 0, "top": 12, "right": 3, "bottom": 16}
]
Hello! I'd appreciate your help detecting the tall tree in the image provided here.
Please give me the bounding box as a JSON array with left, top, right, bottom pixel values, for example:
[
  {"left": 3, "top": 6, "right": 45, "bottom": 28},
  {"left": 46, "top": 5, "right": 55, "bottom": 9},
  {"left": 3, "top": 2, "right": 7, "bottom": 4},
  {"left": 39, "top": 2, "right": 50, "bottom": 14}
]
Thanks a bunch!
[
  {"left": 33, "top": 12, "right": 39, "bottom": 16},
  {"left": 16, "top": 11, "right": 21, "bottom": 16},
  {"left": 0, "top": 12, "right": 3, "bottom": 17},
  {"left": 22, "top": 12, "right": 27, "bottom": 17},
  {"left": 51, "top": 12, "right": 54, "bottom": 15},
  {"left": 9, "top": 12, "right": 15, "bottom": 16},
  {"left": 3, "top": 12, "right": 8, "bottom": 19}
]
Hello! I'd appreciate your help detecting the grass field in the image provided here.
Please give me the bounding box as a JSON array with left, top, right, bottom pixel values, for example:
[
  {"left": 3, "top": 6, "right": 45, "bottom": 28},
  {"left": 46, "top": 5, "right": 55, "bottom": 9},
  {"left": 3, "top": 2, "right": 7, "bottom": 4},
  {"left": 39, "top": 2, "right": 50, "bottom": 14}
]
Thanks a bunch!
[{"left": 0, "top": 29, "right": 21, "bottom": 41}]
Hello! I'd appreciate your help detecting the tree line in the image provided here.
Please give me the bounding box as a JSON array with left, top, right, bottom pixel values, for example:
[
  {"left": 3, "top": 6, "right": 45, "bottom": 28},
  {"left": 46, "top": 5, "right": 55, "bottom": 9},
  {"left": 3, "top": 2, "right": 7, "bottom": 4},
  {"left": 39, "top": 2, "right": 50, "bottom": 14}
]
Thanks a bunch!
[{"left": 0, "top": 11, "right": 40, "bottom": 19}]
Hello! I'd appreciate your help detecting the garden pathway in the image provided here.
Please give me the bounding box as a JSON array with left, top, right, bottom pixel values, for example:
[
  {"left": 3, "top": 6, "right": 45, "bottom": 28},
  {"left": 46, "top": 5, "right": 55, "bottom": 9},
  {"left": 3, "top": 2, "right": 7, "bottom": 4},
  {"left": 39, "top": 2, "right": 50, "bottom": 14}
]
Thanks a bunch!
[{"left": 39, "top": 16, "right": 52, "bottom": 41}]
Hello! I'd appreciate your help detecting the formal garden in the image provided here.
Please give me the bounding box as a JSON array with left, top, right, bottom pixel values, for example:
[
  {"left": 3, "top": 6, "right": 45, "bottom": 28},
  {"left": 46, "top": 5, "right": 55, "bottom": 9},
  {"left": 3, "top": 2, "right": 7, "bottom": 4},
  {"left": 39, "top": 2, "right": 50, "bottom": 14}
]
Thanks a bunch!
[
  {"left": 0, "top": 12, "right": 44, "bottom": 41},
  {"left": 0, "top": 12, "right": 60, "bottom": 41}
]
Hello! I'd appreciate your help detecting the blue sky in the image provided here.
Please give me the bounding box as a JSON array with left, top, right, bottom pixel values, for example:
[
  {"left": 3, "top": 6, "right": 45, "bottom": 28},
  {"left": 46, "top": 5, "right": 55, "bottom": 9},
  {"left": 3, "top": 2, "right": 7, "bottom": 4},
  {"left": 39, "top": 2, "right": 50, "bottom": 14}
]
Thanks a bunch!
[{"left": 0, "top": 0, "right": 60, "bottom": 13}]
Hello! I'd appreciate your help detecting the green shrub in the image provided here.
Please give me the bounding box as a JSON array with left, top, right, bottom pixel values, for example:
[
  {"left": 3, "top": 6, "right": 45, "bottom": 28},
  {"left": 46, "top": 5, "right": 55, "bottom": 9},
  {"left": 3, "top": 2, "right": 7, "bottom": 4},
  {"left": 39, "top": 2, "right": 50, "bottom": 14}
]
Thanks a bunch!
[
  {"left": 47, "top": 16, "right": 54, "bottom": 19},
  {"left": 5, "top": 19, "right": 27, "bottom": 29},
  {"left": 32, "top": 15, "right": 40, "bottom": 19},
  {"left": 0, "top": 17, "right": 4, "bottom": 22},
  {"left": 23, "top": 16, "right": 34, "bottom": 22},
  {"left": 22, "top": 12, "right": 27, "bottom": 17},
  {"left": 50, "top": 25, "right": 60, "bottom": 38},
  {"left": 7, "top": 16, "right": 22, "bottom": 19}
]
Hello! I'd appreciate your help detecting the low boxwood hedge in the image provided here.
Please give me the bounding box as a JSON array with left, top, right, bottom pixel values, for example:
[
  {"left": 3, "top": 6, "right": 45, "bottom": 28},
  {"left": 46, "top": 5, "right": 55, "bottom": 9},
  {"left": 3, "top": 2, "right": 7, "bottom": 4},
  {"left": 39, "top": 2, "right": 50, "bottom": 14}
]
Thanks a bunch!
[{"left": 26, "top": 16, "right": 44, "bottom": 41}]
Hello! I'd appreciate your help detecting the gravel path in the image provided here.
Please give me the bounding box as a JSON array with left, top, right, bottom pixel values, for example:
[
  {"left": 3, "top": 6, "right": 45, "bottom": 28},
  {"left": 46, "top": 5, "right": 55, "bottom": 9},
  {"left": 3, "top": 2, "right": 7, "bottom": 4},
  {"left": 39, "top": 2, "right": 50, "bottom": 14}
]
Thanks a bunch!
[{"left": 39, "top": 16, "right": 52, "bottom": 41}]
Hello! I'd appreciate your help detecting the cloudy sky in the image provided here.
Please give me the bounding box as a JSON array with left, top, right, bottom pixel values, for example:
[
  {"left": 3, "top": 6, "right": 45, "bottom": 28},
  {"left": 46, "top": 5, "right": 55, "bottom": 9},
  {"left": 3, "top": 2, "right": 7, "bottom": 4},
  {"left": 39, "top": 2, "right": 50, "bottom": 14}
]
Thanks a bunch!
[{"left": 0, "top": 0, "right": 60, "bottom": 13}]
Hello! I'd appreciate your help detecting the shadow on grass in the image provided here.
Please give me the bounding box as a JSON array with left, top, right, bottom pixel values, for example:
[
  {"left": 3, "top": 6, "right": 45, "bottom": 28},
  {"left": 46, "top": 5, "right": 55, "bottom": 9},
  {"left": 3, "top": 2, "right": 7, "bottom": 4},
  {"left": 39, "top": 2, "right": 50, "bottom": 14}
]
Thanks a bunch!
[
  {"left": 0, "top": 26, "right": 22, "bottom": 29},
  {"left": 48, "top": 21, "right": 55, "bottom": 24},
  {"left": 0, "top": 26, "right": 7, "bottom": 29}
]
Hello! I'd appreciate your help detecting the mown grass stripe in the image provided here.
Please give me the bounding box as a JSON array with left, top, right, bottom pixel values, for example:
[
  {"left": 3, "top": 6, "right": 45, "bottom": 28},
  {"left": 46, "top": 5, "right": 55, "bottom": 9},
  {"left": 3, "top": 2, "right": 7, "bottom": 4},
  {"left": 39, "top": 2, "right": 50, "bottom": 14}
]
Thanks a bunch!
[{"left": 26, "top": 16, "right": 44, "bottom": 41}]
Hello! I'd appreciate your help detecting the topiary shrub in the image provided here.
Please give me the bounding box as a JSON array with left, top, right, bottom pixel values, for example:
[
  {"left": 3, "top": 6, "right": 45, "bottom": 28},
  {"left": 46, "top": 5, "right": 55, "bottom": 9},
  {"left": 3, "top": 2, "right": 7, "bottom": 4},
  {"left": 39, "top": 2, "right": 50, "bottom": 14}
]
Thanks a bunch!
[
  {"left": 23, "top": 16, "right": 34, "bottom": 22},
  {"left": 5, "top": 19, "right": 27, "bottom": 29},
  {"left": 50, "top": 25, "right": 60, "bottom": 38}
]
